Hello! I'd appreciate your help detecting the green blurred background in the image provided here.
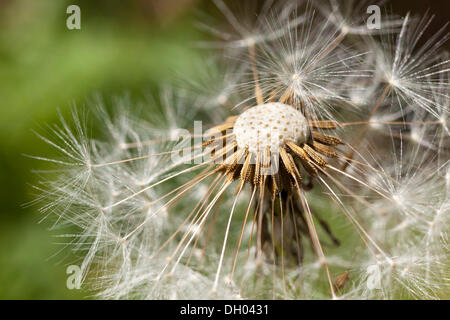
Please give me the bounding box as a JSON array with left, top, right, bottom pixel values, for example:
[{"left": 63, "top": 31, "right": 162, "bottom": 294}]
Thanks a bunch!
[
  {"left": 0, "top": 0, "right": 448, "bottom": 299},
  {"left": 0, "top": 0, "right": 205, "bottom": 299}
]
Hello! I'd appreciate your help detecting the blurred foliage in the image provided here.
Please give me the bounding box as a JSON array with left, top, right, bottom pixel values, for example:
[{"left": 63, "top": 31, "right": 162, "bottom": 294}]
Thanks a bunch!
[{"left": 0, "top": 0, "right": 203, "bottom": 299}]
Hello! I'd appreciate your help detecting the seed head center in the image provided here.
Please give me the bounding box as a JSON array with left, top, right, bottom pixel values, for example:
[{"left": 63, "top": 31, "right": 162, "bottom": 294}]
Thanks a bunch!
[{"left": 233, "top": 103, "right": 309, "bottom": 154}]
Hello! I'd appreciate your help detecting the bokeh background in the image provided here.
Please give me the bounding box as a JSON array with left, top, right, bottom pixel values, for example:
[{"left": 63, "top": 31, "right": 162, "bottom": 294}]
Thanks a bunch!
[{"left": 0, "top": 0, "right": 448, "bottom": 299}]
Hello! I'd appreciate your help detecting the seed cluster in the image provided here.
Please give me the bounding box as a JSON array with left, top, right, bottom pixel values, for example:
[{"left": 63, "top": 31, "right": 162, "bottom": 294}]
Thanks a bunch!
[{"left": 233, "top": 103, "right": 309, "bottom": 154}]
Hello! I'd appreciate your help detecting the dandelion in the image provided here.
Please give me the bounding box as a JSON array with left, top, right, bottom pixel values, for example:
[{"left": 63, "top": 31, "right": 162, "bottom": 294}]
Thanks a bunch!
[
  {"left": 243, "top": 6, "right": 371, "bottom": 120},
  {"left": 371, "top": 13, "right": 449, "bottom": 118},
  {"left": 34, "top": 1, "right": 449, "bottom": 300}
]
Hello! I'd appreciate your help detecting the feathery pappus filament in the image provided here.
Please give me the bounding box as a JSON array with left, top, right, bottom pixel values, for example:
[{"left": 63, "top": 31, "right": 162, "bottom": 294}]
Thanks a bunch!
[{"left": 32, "top": 0, "right": 449, "bottom": 300}]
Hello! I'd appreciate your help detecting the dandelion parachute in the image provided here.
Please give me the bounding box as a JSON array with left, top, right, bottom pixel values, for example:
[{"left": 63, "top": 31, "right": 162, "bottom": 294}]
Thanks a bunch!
[{"left": 33, "top": 0, "right": 449, "bottom": 300}]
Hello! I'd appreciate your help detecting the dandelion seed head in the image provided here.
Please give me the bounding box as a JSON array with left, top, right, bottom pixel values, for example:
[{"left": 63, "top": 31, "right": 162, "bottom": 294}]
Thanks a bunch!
[
  {"left": 369, "top": 116, "right": 384, "bottom": 130},
  {"left": 410, "top": 131, "right": 421, "bottom": 142},
  {"left": 33, "top": 0, "right": 450, "bottom": 300},
  {"left": 245, "top": 6, "right": 370, "bottom": 120},
  {"left": 233, "top": 103, "right": 309, "bottom": 153},
  {"left": 387, "top": 75, "right": 399, "bottom": 87},
  {"left": 349, "top": 243, "right": 449, "bottom": 299},
  {"left": 372, "top": 13, "right": 450, "bottom": 118}
]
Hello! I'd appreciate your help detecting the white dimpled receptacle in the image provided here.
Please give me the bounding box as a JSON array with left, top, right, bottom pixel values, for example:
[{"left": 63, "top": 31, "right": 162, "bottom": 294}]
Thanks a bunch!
[{"left": 233, "top": 103, "right": 309, "bottom": 154}]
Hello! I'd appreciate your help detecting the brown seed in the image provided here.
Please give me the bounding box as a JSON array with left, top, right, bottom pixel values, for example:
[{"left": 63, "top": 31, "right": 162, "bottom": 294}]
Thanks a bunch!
[
  {"left": 303, "top": 144, "right": 328, "bottom": 166},
  {"left": 312, "top": 141, "right": 338, "bottom": 158},
  {"left": 240, "top": 153, "right": 252, "bottom": 182},
  {"left": 312, "top": 131, "right": 342, "bottom": 146},
  {"left": 334, "top": 270, "right": 350, "bottom": 292},
  {"left": 309, "top": 120, "right": 339, "bottom": 129}
]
